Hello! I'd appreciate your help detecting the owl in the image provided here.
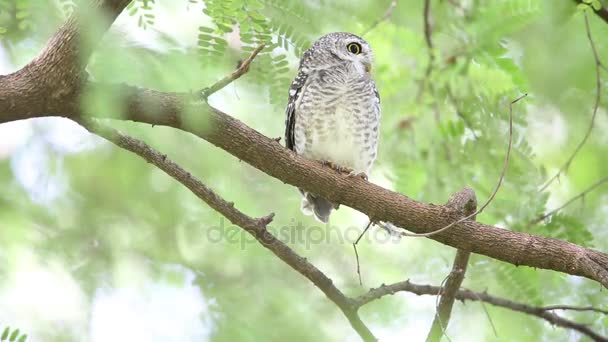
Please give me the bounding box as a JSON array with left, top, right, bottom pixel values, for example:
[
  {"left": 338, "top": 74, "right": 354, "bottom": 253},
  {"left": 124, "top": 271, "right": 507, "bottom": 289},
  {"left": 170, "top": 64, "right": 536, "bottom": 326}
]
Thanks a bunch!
[{"left": 284, "top": 32, "right": 381, "bottom": 223}]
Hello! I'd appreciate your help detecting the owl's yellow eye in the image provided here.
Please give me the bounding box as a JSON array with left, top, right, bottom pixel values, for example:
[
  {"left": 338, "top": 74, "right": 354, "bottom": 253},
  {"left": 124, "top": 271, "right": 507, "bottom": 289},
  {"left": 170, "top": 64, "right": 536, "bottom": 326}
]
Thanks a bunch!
[{"left": 347, "top": 42, "right": 362, "bottom": 54}]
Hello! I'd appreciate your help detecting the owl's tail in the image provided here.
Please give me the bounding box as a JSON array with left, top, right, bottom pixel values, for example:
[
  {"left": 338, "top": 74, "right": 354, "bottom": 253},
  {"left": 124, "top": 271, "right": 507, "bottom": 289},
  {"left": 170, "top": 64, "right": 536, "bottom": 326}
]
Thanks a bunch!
[{"left": 300, "top": 190, "right": 338, "bottom": 223}]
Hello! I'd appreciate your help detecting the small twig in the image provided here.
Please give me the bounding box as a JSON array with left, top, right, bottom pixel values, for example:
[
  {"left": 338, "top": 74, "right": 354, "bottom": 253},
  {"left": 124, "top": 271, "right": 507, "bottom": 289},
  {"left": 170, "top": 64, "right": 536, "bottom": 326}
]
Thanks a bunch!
[
  {"left": 353, "top": 280, "right": 607, "bottom": 341},
  {"left": 469, "top": 290, "right": 499, "bottom": 337},
  {"left": 416, "top": 0, "right": 435, "bottom": 101},
  {"left": 353, "top": 220, "right": 374, "bottom": 286},
  {"left": 539, "top": 12, "right": 602, "bottom": 192},
  {"left": 524, "top": 176, "right": 608, "bottom": 230},
  {"left": 541, "top": 305, "right": 608, "bottom": 315},
  {"left": 402, "top": 94, "right": 527, "bottom": 238},
  {"left": 200, "top": 44, "right": 266, "bottom": 99},
  {"left": 361, "top": 0, "right": 397, "bottom": 36},
  {"left": 423, "top": 0, "right": 433, "bottom": 52}
]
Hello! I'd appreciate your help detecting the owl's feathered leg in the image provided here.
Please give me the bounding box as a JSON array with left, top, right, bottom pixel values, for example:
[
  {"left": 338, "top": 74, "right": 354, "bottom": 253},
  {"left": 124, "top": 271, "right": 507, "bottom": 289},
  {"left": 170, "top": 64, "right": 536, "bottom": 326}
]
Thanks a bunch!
[{"left": 298, "top": 188, "right": 338, "bottom": 223}]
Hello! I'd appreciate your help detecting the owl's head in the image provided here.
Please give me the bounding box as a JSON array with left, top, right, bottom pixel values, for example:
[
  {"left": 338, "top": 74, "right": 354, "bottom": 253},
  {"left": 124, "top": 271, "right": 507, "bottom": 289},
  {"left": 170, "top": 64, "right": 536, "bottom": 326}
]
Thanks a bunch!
[{"left": 304, "top": 32, "right": 374, "bottom": 73}]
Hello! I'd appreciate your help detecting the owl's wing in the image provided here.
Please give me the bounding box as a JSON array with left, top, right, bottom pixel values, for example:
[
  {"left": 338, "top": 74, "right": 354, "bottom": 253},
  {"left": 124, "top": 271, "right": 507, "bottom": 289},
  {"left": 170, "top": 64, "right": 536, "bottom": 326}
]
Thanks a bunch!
[
  {"left": 284, "top": 68, "right": 309, "bottom": 151},
  {"left": 372, "top": 81, "right": 381, "bottom": 107}
]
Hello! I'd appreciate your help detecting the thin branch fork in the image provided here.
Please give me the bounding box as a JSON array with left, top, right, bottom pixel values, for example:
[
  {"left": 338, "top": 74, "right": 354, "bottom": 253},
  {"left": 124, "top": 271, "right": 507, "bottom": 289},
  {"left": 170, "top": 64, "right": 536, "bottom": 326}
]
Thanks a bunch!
[{"left": 354, "top": 280, "right": 608, "bottom": 342}]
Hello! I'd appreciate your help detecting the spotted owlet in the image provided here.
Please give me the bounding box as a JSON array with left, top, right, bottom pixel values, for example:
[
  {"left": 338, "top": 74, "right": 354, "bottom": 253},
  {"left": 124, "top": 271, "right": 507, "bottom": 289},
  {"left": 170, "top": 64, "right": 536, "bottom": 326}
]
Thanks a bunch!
[{"left": 284, "top": 32, "right": 381, "bottom": 223}]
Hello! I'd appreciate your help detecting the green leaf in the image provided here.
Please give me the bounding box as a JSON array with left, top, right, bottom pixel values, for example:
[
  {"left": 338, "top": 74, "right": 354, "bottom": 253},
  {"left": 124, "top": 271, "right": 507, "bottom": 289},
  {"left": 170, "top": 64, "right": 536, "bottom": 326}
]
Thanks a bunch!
[
  {"left": 8, "top": 329, "right": 18, "bottom": 342},
  {"left": 1, "top": 327, "right": 9, "bottom": 341}
]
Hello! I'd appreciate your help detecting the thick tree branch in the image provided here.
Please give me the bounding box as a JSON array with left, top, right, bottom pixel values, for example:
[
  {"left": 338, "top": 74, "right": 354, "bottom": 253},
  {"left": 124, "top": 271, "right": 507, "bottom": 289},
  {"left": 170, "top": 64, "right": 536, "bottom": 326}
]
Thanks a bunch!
[
  {"left": 0, "top": 0, "right": 131, "bottom": 122},
  {"left": 1, "top": 81, "right": 607, "bottom": 287},
  {"left": 354, "top": 280, "right": 608, "bottom": 341},
  {"left": 77, "top": 118, "right": 377, "bottom": 342},
  {"left": 426, "top": 188, "right": 476, "bottom": 341}
]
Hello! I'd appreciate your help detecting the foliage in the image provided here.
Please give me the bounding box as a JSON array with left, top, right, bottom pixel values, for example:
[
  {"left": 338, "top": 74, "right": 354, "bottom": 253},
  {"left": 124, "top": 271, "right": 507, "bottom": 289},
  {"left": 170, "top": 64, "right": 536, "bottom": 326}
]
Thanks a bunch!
[
  {"left": 0, "top": 326, "right": 27, "bottom": 342},
  {"left": 0, "top": 0, "right": 607, "bottom": 341}
]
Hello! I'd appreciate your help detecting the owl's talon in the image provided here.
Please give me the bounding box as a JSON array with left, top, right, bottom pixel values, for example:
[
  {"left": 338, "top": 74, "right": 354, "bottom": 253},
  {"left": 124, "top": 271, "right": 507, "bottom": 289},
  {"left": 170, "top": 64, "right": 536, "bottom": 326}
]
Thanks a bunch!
[
  {"left": 347, "top": 171, "right": 368, "bottom": 181},
  {"left": 320, "top": 160, "right": 343, "bottom": 173}
]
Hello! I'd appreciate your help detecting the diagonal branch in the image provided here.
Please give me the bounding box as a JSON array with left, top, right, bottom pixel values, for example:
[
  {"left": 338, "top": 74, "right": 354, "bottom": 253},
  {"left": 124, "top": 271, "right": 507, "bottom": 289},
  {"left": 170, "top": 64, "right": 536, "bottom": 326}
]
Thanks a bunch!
[
  {"left": 0, "top": 0, "right": 132, "bottom": 122},
  {"left": 354, "top": 280, "right": 608, "bottom": 341},
  {"left": 77, "top": 118, "right": 377, "bottom": 342},
  {"left": 200, "top": 44, "right": 266, "bottom": 99},
  {"left": 64, "top": 86, "right": 608, "bottom": 287}
]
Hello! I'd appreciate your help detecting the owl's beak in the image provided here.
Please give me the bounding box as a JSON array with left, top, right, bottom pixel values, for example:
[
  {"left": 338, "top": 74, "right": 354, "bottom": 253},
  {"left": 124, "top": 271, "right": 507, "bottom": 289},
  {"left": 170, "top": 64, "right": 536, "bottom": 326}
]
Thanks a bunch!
[{"left": 364, "top": 62, "right": 373, "bottom": 73}]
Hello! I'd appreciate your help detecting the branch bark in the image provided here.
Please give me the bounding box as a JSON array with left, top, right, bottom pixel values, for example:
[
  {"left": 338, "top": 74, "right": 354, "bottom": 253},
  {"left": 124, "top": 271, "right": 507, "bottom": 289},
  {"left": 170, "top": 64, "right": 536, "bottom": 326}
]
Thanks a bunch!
[
  {"left": 426, "top": 188, "right": 476, "bottom": 341},
  {"left": 354, "top": 280, "right": 608, "bottom": 341},
  {"left": 0, "top": 0, "right": 131, "bottom": 122},
  {"left": 41, "top": 82, "right": 608, "bottom": 288},
  {"left": 1, "top": 85, "right": 608, "bottom": 288}
]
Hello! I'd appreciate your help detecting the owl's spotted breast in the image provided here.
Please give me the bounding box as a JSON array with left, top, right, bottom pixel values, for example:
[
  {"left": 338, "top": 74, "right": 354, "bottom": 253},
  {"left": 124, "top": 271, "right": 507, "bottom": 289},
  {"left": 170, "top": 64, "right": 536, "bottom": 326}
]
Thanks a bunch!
[{"left": 294, "top": 66, "right": 379, "bottom": 174}]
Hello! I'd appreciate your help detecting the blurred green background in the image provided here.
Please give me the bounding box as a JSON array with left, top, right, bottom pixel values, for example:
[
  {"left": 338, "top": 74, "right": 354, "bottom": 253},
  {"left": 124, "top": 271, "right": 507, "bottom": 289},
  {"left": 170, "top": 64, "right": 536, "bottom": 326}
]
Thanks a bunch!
[{"left": 0, "top": 0, "right": 607, "bottom": 340}]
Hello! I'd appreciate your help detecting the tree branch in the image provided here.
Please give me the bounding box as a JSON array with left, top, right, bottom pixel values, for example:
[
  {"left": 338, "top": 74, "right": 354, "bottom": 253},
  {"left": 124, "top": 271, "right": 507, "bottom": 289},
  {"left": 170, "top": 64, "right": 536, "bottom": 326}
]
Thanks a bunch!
[
  {"left": 3, "top": 1, "right": 607, "bottom": 291},
  {"left": 1, "top": 77, "right": 607, "bottom": 287},
  {"left": 46, "top": 83, "right": 608, "bottom": 288},
  {"left": 426, "top": 188, "right": 476, "bottom": 341},
  {"left": 0, "top": 0, "right": 131, "bottom": 122},
  {"left": 200, "top": 44, "right": 266, "bottom": 99},
  {"left": 354, "top": 280, "right": 608, "bottom": 341},
  {"left": 541, "top": 305, "right": 608, "bottom": 315},
  {"left": 77, "top": 118, "right": 377, "bottom": 342}
]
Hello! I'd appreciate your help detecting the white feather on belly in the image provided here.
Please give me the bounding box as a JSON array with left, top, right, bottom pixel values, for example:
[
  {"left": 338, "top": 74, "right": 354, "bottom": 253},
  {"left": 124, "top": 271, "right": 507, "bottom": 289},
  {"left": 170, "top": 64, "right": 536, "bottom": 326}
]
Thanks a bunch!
[{"left": 301, "top": 108, "right": 370, "bottom": 174}]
